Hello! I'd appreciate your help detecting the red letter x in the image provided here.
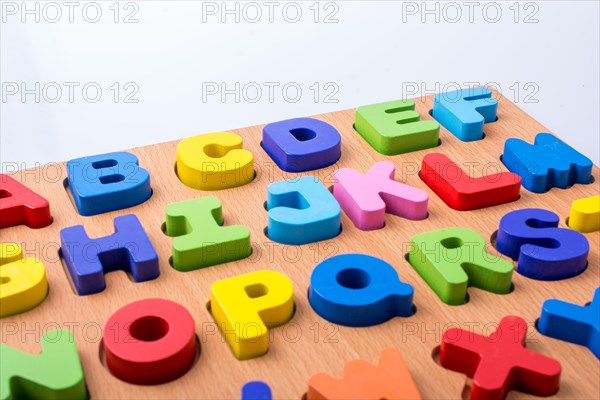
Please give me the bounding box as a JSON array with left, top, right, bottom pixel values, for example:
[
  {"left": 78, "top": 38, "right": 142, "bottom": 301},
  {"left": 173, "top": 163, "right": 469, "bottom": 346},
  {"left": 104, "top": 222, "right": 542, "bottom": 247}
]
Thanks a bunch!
[{"left": 440, "top": 316, "right": 561, "bottom": 399}]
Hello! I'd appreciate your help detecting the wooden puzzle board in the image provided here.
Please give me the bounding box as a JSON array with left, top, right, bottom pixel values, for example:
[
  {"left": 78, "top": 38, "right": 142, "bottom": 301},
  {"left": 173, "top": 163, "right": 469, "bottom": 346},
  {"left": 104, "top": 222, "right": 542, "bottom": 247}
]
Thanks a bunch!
[{"left": 1, "top": 92, "right": 599, "bottom": 399}]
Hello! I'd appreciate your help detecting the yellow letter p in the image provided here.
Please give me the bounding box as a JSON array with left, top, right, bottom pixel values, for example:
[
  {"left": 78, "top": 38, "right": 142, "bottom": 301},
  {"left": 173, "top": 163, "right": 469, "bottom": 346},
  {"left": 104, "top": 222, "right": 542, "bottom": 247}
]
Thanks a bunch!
[{"left": 210, "top": 270, "right": 294, "bottom": 360}]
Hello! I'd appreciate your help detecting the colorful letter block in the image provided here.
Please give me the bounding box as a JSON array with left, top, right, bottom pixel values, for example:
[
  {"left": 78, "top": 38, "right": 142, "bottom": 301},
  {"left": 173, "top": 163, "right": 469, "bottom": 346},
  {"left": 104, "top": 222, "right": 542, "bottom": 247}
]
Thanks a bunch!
[
  {"left": 568, "top": 195, "right": 600, "bottom": 233},
  {"left": 176, "top": 132, "right": 254, "bottom": 190},
  {"left": 242, "top": 381, "right": 272, "bottom": 400},
  {"left": 354, "top": 99, "right": 440, "bottom": 155},
  {"left": 502, "top": 133, "right": 593, "bottom": 193},
  {"left": 0, "top": 174, "right": 52, "bottom": 228},
  {"left": 66, "top": 151, "right": 152, "bottom": 216},
  {"left": 440, "top": 316, "right": 561, "bottom": 399},
  {"left": 408, "top": 227, "right": 513, "bottom": 305},
  {"left": 262, "top": 117, "right": 341, "bottom": 172},
  {"left": 0, "top": 330, "right": 87, "bottom": 400},
  {"left": 308, "top": 254, "right": 414, "bottom": 327},
  {"left": 103, "top": 298, "right": 197, "bottom": 385},
  {"left": 308, "top": 348, "right": 421, "bottom": 400},
  {"left": 60, "top": 214, "right": 159, "bottom": 295},
  {"left": 210, "top": 270, "right": 294, "bottom": 360},
  {"left": 165, "top": 196, "right": 251, "bottom": 271},
  {"left": 0, "top": 242, "right": 48, "bottom": 317},
  {"left": 496, "top": 208, "right": 589, "bottom": 280},
  {"left": 333, "top": 161, "right": 428, "bottom": 231},
  {"left": 538, "top": 287, "right": 599, "bottom": 359},
  {"left": 432, "top": 87, "right": 497, "bottom": 141},
  {"left": 420, "top": 153, "right": 521, "bottom": 210},
  {"left": 267, "top": 177, "right": 340, "bottom": 245}
]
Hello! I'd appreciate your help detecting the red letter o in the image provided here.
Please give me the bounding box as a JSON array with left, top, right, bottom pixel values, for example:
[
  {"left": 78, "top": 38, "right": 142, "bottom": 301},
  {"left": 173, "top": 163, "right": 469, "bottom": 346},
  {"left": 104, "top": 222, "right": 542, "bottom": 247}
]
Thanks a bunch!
[{"left": 103, "top": 298, "right": 197, "bottom": 385}]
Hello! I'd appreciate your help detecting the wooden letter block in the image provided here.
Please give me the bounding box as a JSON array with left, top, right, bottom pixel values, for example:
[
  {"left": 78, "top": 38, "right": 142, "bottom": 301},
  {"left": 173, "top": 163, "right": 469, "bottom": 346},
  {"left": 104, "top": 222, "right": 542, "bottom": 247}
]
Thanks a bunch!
[
  {"left": 0, "top": 242, "right": 48, "bottom": 317},
  {"left": 165, "top": 196, "right": 251, "bottom": 271},
  {"left": 308, "top": 348, "right": 421, "bottom": 400},
  {"left": 210, "top": 270, "right": 294, "bottom": 360},
  {"left": 176, "top": 132, "right": 254, "bottom": 190},
  {"left": 408, "top": 227, "right": 513, "bottom": 305},
  {"left": 441, "top": 316, "right": 561, "bottom": 399}
]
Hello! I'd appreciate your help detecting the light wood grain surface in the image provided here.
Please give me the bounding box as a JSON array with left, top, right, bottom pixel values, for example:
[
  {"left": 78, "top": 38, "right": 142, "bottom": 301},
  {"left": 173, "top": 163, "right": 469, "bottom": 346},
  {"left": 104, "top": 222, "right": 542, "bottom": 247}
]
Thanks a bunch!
[{"left": 1, "top": 92, "right": 599, "bottom": 399}]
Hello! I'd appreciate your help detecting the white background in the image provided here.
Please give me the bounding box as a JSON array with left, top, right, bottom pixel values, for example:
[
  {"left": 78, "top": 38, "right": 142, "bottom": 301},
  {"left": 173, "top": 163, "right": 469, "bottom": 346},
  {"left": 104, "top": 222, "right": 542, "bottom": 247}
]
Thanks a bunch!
[{"left": 2, "top": 0, "right": 599, "bottom": 169}]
